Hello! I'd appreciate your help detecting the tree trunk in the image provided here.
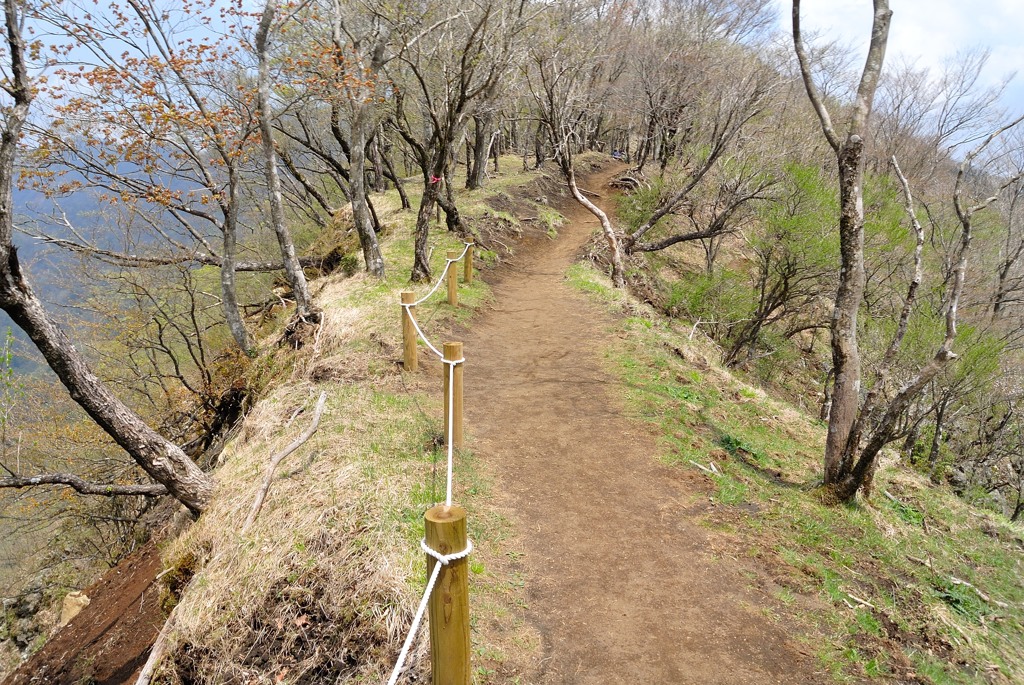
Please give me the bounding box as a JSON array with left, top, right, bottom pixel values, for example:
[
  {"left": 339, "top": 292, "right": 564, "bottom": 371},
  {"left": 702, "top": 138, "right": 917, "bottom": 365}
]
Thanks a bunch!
[
  {"left": 350, "top": 105, "right": 386, "bottom": 278},
  {"left": 256, "top": 0, "right": 318, "bottom": 322},
  {"left": 381, "top": 157, "right": 410, "bottom": 210},
  {"left": 533, "top": 122, "right": 545, "bottom": 168},
  {"left": 928, "top": 396, "right": 949, "bottom": 480},
  {"left": 369, "top": 135, "right": 387, "bottom": 192},
  {"left": 412, "top": 180, "right": 441, "bottom": 282},
  {"left": 492, "top": 128, "right": 500, "bottom": 173},
  {"left": 902, "top": 415, "right": 922, "bottom": 463},
  {"left": 823, "top": 139, "right": 867, "bottom": 490},
  {"left": 440, "top": 165, "right": 463, "bottom": 233},
  {"left": 993, "top": 260, "right": 1013, "bottom": 318},
  {"left": 820, "top": 367, "right": 834, "bottom": 423},
  {"left": 467, "top": 114, "right": 493, "bottom": 190},
  {"left": 565, "top": 165, "right": 625, "bottom": 288},
  {"left": 220, "top": 179, "right": 253, "bottom": 354},
  {"left": 588, "top": 113, "right": 603, "bottom": 151}
]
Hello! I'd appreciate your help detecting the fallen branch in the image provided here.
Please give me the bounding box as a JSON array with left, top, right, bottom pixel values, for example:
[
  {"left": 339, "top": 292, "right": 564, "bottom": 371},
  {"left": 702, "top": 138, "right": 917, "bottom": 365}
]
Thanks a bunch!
[
  {"left": 907, "top": 555, "right": 1007, "bottom": 608},
  {"left": 576, "top": 186, "right": 603, "bottom": 199},
  {"left": 845, "top": 590, "right": 876, "bottom": 609},
  {"left": 883, "top": 490, "right": 903, "bottom": 506},
  {"left": 687, "top": 459, "right": 717, "bottom": 476},
  {"left": 242, "top": 392, "right": 328, "bottom": 532},
  {"left": 907, "top": 554, "right": 933, "bottom": 569},
  {"left": 938, "top": 612, "right": 973, "bottom": 646}
]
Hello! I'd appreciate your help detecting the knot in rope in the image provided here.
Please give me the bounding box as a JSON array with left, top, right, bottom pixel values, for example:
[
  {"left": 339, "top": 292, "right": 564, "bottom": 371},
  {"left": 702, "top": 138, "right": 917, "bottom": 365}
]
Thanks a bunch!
[{"left": 420, "top": 538, "right": 473, "bottom": 566}]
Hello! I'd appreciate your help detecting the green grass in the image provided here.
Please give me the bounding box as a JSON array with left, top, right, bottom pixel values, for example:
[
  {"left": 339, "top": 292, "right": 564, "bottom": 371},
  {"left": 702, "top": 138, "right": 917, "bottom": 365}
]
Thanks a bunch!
[{"left": 565, "top": 259, "right": 1024, "bottom": 684}]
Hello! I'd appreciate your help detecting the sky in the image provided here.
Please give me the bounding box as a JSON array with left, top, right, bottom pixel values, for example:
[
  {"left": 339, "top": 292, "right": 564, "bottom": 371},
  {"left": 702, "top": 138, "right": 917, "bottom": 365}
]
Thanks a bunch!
[{"left": 775, "top": 0, "right": 1024, "bottom": 113}]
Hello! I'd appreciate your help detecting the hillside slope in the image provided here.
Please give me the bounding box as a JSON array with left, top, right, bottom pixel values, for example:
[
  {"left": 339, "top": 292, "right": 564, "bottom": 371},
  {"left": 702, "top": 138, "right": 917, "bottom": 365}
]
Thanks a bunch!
[{"left": 5, "top": 157, "right": 1021, "bottom": 685}]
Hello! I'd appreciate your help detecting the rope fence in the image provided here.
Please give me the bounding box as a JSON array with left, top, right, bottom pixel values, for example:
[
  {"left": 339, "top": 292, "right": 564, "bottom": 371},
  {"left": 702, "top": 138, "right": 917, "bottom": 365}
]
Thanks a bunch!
[{"left": 390, "top": 241, "right": 474, "bottom": 685}]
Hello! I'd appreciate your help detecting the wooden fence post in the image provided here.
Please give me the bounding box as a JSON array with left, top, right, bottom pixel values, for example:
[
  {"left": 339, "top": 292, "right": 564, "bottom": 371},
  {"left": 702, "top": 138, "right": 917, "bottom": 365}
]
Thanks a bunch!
[
  {"left": 463, "top": 242, "right": 474, "bottom": 284},
  {"left": 401, "top": 291, "right": 417, "bottom": 373},
  {"left": 447, "top": 251, "right": 459, "bottom": 306},
  {"left": 425, "top": 505, "right": 470, "bottom": 685},
  {"left": 442, "top": 342, "right": 463, "bottom": 450}
]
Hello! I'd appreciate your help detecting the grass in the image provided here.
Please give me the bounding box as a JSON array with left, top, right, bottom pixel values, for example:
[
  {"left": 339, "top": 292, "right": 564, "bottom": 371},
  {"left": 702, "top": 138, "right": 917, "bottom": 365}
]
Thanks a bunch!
[
  {"left": 565, "top": 259, "right": 1024, "bottom": 684},
  {"left": 157, "top": 161, "right": 543, "bottom": 684}
]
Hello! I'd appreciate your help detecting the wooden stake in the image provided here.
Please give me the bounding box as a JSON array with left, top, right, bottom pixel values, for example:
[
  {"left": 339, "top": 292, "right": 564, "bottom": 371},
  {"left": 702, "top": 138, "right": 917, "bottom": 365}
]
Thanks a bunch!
[
  {"left": 425, "top": 505, "right": 471, "bottom": 685},
  {"left": 447, "top": 251, "right": 459, "bottom": 306},
  {"left": 401, "top": 291, "right": 417, "bottom": 372},
  {"left": 463, "top": 242, "right": 474, "bottom": 284},
  {"left": 443, "top": 342, "right": 463, "bottom": 450}
]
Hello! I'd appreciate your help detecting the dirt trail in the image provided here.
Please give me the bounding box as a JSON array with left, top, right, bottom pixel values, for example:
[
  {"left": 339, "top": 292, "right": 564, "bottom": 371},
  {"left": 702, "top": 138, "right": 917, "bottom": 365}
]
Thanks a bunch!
[
  {"left": 3, "top": 543, "right": 163, "bottom": 685},
  {"left": 464, "top": 167, "right": 828, "bottom": 684}
]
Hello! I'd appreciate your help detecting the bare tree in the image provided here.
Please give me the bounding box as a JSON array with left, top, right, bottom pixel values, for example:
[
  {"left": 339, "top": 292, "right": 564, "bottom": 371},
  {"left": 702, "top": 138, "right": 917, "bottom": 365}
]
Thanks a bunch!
[
  {"left": 30, "top": 0, "right": 261, "bottom": 353},
  {"left": 255, "top": 0, "right": 320, "bottom": 320},
  {"left": 619, "top": 15, "right": 775, "bottom": 256},
  {"left": 796, "top": 0, "right": 1024, "bottom": 501},
  {"left": 389, "top": 0, "right": 528, "bottom": 281},
  {"left": 792, "top": 0, "right": 893, "bottom": 499},
  {"left": 528, "top": 1, "right": 631, "bottom": 286}
]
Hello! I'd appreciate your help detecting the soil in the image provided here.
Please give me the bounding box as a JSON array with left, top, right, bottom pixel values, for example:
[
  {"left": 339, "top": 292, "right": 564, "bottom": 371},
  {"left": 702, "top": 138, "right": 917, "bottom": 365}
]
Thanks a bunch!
[
  {"left": 2, "top": 543, "right": 164, "bottom": 685},
  {"left": 462, "top": 165, "right": 832, "bottom": 684}
]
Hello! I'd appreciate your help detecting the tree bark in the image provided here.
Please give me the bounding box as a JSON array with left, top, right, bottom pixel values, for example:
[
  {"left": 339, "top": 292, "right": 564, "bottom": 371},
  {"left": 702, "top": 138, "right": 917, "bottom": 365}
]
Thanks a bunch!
[
  {"left": 369, "top": 135, "right": 387, "bottom": 192},
  {"left": 438, "top": 168, "right": 463, "bottom": 233},
  {"left": 928, "top": 397, "right": 949, "bottom": 479},
  {"left": 467, "top": 114, "right": 493, "bottom": 189},
  {"left": 379, "top": 135, "right": 411, "bottom": 209},
  {"left": 823, "top": 140, "right": 867, "bottom": 487},
  {"left": 412, "top": 180, "right": 441, "bottom": 282},
  {"left": 533, "top": 121, "right": 545, "bottom": 168},
  {"left": 256, "top": 0, "right": 319, "bottom": 320},
  {"left": 0, "top": 473, "right": 167, "bottom": 497},
  {"left": 350, "top": 105, "right": 386, "bottom": 278},
  {"left": 220, "top": 177, "right": 253, "bottom": 354}
]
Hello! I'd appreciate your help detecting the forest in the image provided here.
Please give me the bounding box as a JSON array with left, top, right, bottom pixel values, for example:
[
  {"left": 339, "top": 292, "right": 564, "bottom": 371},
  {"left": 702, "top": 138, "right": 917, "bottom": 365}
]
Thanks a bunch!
[{"left": 1, "top": 0, "right": 1023, "bottom": 682}]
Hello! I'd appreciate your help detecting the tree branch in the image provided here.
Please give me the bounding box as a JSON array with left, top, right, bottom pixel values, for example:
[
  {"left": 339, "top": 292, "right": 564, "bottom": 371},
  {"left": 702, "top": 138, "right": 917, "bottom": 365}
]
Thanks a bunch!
[
  {"left": 36, "top": 235, "right": 326, "bottom": 272},
  {"left": 792, "top": 0, "right": 840, "bottom": 150},
  {"left": 0, "top": 473, "right": 167, "bottom": 496}
]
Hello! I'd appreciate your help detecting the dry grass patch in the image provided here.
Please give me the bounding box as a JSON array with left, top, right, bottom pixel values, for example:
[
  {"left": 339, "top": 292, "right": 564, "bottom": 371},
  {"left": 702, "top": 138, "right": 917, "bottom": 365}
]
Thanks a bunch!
[{"left": 151, "top": 165, "right": 549, "bottom": 684}]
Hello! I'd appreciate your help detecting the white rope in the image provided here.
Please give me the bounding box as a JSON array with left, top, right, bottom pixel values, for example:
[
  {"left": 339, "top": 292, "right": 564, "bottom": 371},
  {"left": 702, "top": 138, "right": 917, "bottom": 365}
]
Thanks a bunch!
[
  {"left": 386, "top": 537, "right": 474, "bottom": 685},
  {"left": 400, "top": 242, "right": 473, "bottom": 358},
  {"left": 407, "top": 242, "right": 473, "bottom": 307},
  {"left": 404, "top": 307, "right": 444, "bottom": 359},
  {"left": 386, "top": 561, "right": 442, "bottom": 685},
  {"left": 421, "top": 537, "right": 474, "bottom": 564},
  {"left": 439, "top": 357, "right": 463, "bottom": 507}
]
